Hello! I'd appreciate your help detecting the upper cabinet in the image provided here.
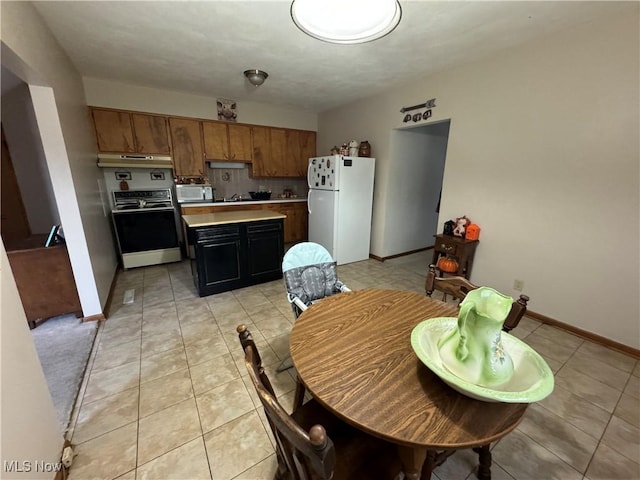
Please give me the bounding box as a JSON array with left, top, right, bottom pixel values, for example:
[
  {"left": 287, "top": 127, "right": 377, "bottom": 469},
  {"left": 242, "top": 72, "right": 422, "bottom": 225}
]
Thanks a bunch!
[
  {"left": 169, "top": 118, "right": 204, "bottom": 177},
  {"left": 91, "top": 109, "right": 135, "bottom": 153},
  {"left": 202, "top": 121, "right": 252, "bottom": 162},
  {"left": 250, "top": 126, "right": 272, "bottom": 177},
  {"left": 299, "top": 130, "right": 316, "bottom": 176},
  {"left": 251, "top": 127, "right": 316, "bottom": 177},
  {"left": 131, "top": 113, "right": 171, "bottom": 154},
  {"left": 90, "top": 108, "right": 170, "bottom": 154},
  {"left": 89, "top": 106, "right": 315, "bottom": 178}
]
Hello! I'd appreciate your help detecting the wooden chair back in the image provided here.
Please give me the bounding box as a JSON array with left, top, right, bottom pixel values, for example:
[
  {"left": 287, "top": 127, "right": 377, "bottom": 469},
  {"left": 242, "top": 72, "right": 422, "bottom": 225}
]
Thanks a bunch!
[
  {"left": 237, "top": 324, "right": 336, "bottom": 480},
  {"left": 425, "top": 264, "right": 530, "bottom": 333}
]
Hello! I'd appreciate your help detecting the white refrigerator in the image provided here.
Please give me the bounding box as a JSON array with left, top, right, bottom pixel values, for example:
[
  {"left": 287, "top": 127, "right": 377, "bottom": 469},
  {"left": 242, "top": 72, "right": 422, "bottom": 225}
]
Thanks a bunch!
[{"left": 307, "top": 155, "right": 375, "bottom": 265}]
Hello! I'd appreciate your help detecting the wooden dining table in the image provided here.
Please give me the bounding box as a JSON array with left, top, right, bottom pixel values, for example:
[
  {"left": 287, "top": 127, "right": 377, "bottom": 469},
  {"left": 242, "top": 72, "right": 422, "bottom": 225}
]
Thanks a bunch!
[{"left": 289, "top": 288, "right": 529, "bottom": 480}]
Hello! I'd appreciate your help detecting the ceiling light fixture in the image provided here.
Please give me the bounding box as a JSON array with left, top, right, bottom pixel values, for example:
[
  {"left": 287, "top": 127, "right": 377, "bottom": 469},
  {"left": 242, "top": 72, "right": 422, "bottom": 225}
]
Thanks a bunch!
[
  {"left": 291, "top": 0, "right": 402, "bottom": 45},
  {"left": 244, "top": 69, "right": 269, "bottom": 86}
]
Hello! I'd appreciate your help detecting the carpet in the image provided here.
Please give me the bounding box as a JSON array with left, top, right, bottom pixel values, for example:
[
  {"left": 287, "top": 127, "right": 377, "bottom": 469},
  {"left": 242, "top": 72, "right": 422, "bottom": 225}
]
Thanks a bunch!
[{"left": 32, "top": 313, "right": 98, "bottom": 432}]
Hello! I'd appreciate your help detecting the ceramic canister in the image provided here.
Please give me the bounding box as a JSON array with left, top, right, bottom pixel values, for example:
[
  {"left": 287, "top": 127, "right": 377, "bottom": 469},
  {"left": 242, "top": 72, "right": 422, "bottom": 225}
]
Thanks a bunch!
[{"left": 358, "top": 141, "right": 371, "bottom": 157}]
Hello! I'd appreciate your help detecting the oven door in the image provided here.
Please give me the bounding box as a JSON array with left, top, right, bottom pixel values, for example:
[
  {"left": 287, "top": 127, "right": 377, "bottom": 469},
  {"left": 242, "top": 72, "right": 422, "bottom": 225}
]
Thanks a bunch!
[{"left": 112, "top": 209, "right": 179, "bottom": 254}]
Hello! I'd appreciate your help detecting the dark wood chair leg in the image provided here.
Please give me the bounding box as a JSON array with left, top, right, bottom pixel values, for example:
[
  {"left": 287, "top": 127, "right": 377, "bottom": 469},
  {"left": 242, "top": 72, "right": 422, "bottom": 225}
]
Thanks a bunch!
[
  {"left": 420, "top": 450, "right": 437, "bottom": 480},
  {"left": 473, "top": 444, "right": 492, "bottom": 480},
  {"left": 292, "top": 376, "right": 306, "bottom": 412}
]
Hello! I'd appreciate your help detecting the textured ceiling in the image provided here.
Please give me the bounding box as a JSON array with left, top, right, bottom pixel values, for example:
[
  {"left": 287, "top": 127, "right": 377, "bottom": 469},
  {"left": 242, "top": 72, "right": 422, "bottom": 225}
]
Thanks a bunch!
[{"left": 32, "top": 1, "right": 632, "bottom": 113}]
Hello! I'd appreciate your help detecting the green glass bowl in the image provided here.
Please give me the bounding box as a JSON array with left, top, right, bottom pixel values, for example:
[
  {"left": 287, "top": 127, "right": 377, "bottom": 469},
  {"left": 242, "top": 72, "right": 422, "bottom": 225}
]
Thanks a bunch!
[{"left": 411, "top": 317, "right": 554, "bottom": 403}]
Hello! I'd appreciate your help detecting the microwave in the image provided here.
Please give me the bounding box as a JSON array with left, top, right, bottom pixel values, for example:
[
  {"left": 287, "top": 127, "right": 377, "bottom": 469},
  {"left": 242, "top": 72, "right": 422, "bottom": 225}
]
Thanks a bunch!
[{"left": 175, "top": 184, "right": 214, "bottom": 203}]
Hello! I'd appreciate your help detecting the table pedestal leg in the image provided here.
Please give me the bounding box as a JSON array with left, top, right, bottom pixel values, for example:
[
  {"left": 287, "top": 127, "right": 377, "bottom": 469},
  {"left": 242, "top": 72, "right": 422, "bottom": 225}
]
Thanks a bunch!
[
  {"left": 397, "top": 446, "right": 427, "bottom": 480},
  {"left": 473, "top": 444, "right": 492, "bottom": 480}
]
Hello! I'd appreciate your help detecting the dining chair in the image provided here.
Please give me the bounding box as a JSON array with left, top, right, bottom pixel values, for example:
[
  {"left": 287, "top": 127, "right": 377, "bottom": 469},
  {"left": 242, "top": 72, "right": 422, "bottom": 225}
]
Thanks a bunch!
[
  {"left": 425, "top": 264, "right": 529, "bottom": 332},
  {"left": 237, "top": 324, "right": 402, "bottom": 480},
  {"left": 277, "top": 242, "right": 350, "bottom": 373},
  {"left": 423, "top": 264, "right": 529, "bottom": 477}
]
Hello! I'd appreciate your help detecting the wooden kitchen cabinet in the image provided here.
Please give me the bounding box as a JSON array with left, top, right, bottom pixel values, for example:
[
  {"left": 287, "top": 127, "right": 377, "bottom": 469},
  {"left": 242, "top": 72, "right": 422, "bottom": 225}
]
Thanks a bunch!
[
  {"left": 250, "top": 126, "right": 272, "bottom": 177},
  {"left": 169, "top": 117, "right": 205, "bottom": 177},
  {"left": 290, "top": 202, "right": 308, "bottom": 243},
  {"left": 299, "top": 130, "right": 316, "bottom": 176},
  {"left": 251, "top": 127, "right": 315, "bottom": 177},
  {"left": 252, "top": 126, "right": 289, "bottom": 176},
  {"left": 90, "top": 108, "right": 171, "bottom": 154},
  {"left": 202, "top": 121, "right": 252, "bottom": 162},
  {"left": 131, "top": 113, "right": 171, "bottom": 154},
  {"left": 91, "top": 108, "right": 135, "bottom": 152},
  {"left": 90, "top": 107, "right": 315, "bottom": 177},
  {"left": 264, "top": 203, "right": 308, "bottom": 243}
]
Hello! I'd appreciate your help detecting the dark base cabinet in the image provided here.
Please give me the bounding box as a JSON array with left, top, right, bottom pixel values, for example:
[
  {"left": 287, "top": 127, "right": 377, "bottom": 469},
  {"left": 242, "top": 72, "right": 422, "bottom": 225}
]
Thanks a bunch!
[{"left": 190, "top": 219, "right": 284, "bottom": 296}]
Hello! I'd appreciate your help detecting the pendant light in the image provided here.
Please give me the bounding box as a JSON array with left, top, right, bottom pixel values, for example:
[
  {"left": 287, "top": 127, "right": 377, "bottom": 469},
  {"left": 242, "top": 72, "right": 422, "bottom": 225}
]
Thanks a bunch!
[{"left": 244, "top": 69, "right": 269, "bottom": 86}]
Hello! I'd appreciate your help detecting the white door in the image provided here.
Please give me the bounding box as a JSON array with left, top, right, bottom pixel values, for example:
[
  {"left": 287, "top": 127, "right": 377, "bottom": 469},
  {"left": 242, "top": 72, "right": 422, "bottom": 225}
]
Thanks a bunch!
[{"left": 308, "top": 189, "right": 339, "bottom": 259}]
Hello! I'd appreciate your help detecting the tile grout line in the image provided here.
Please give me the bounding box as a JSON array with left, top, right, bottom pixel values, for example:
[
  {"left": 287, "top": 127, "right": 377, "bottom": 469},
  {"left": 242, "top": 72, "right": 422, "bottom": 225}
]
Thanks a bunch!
[
  {"left": 170, "top": 270, "right": 214, "bottom": 480},
  {"left": 134, "top": 276, "right": 147, "bottom": 480}
]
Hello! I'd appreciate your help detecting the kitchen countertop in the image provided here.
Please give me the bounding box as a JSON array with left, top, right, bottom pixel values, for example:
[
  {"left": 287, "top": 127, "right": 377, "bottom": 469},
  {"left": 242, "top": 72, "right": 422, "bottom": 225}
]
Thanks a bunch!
[
  {"left": 180, "top": 197, "right": 306, "bottom": 208},
  {"left": 182, "top": 210, "right": 287, "bottom": 227}
]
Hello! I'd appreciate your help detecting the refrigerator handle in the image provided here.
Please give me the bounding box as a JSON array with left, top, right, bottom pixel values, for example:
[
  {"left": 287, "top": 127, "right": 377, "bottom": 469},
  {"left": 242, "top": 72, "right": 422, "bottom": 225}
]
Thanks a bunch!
[
  {"left": 307, "top": 160, "right": 313, "bottom": 189},
  {"left": 307, "top": 189, "right": 312, "bottom": 214}
]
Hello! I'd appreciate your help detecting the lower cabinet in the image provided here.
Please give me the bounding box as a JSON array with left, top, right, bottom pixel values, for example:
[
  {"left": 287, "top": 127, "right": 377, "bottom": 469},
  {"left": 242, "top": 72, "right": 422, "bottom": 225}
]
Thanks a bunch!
[
  {"left": 182, "top": 201, "right": 307, "bottom": 244},
  {"left": 190, "top": 219, "right": 283, "bottom": 296}
]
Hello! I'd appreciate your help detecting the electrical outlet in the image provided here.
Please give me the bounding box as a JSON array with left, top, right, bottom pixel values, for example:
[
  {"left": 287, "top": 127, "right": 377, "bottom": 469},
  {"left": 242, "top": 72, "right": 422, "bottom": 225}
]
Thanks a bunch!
[
  {"left": 61, "top": 446, "right": 74, "bottom": 467},
  {"left": 513, "top": 279, "right": 524, "bottom": 291}
]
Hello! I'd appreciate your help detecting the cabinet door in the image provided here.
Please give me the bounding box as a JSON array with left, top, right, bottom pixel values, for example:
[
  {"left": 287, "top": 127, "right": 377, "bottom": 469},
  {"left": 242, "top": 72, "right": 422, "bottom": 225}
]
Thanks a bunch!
[
  {"left": 298, "top": 130, "right": 316, "bottom": 177},
  {"left": 251, "top": 126, "right": 270, "bottom": 177},
  {"left": 246, "top": 221, "right": 283, "bottom": 281},
  {"left": 132, "top": 114, "right": 171, "bottom": 154},
  {"left": 284, "top": 130, "right": 301, "bottom": 177},
  {"left": 202, "top": 121, "right": 229, "bottom": 160},
  {"left": 194, "top": 226, "right": 243, "bottom": 295},
  {"left": 291, "top": 203, "right": 308, "bottom": 242},
  {"left": 169, "top": 118, "right": 204, "bottom": 177},
  {"left": 268, "top": 128, "right": 289, "bottom": 177},
  {"left": 228, "top": 124, "right": 252, "bottom": 162},
  {"left": 268, "top": 204, "right": 293, "bottom": 243},
  {"left": 91, "top": 109, "right": 135, "bottom": 152}
]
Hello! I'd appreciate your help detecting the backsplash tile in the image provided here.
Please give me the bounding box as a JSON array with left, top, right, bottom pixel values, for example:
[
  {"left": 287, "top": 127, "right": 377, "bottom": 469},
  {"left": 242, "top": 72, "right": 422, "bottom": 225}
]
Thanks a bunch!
[{"left": 207, "top": 166, "right": 307, "bottom": 200}]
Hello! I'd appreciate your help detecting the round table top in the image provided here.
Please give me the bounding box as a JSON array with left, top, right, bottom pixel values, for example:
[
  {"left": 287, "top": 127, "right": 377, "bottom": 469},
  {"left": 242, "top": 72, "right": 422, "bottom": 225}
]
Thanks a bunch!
[{"left": 290, "top": 288, "right": 528, "bottom": 449}]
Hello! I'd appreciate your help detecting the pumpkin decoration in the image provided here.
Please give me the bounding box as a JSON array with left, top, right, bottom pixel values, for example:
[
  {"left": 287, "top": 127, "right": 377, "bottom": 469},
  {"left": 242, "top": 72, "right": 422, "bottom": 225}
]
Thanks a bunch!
[
  {"left": 465, "top": 223, "right": 481, "bottom": 241},
  {"left": 437, "top": 256, "right": 459, "bottom": 274}
]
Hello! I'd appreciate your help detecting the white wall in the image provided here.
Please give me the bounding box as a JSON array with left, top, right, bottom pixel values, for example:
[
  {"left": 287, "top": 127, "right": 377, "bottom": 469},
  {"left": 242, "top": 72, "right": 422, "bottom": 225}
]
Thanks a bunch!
[
  {"left": 0, "top": 242, "right": 63, "bottom": 479},
  {"left": 318, "top": 10, "right": 639, "bottom": 348},
  {"left": 1, "top": 1, "right": 118, "bottom": 314},
  {"left": 83, "top": 77, "right": 318, "bottom": 131},
  {"left": 1, "top": 82, "right": 59, "bottom": 234},
  {"left": 385, "top": 122, "right": 449, "bottom": 255}
]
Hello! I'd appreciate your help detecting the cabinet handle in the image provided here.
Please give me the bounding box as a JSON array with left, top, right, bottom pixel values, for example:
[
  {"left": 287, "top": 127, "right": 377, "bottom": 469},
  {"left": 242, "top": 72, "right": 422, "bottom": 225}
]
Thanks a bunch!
[{"left": 441, "top": 244, "right": 453, "bottom": 251}]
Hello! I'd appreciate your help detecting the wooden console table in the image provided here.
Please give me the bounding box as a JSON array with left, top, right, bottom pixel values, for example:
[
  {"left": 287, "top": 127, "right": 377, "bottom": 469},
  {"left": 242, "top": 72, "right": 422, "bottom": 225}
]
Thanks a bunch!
[
  {"left": 6, "top": 235, "right": 82, "bottom": 329},
  {"left": 431, "top": 234, "right": 479, "bottom": 279}
]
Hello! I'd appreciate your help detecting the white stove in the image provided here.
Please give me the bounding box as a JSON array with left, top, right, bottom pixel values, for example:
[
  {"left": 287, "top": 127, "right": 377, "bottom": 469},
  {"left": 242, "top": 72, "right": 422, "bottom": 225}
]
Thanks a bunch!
[
  {"left": 112, "top": 188, "right": 175, "bottom": 211},
  {"left": 111, "top": 189, "right": 181, "bottom": 269}
]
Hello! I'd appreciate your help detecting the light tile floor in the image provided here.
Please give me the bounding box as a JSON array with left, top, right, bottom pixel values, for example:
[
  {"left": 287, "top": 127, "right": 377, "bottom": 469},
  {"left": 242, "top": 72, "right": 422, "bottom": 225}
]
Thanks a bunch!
[{"left": 66, "top": 251, "right": 640, "bottom": 480}]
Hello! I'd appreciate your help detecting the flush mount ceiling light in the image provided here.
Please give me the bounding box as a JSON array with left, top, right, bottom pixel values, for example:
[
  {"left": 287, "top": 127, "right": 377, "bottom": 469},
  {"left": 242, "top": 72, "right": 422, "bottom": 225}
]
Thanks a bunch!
[
  {"left": 244, "top": 69, "right": 269, "bottom": 86},
  {"left": 291, "top": 0, "right": 402, "bottom": 45}
]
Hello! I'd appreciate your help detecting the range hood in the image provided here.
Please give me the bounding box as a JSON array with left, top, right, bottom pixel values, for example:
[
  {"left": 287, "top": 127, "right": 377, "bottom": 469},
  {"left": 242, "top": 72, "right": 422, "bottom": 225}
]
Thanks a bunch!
[{"left": 97, "top": 154, "right": 173, "bottom": 169}]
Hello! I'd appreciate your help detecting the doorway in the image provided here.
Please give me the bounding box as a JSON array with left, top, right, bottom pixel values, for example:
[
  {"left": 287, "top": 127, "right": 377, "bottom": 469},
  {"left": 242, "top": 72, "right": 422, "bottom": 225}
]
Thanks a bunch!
[
  {"left": 383, "top": 120, "right": 450, "bottom": 257},
  {"left": 1, "top": 66, "right": 96, "bottom": 433}
]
